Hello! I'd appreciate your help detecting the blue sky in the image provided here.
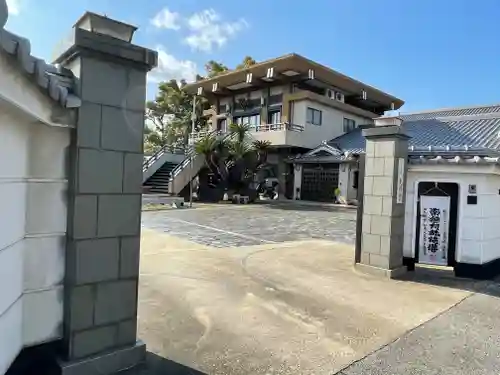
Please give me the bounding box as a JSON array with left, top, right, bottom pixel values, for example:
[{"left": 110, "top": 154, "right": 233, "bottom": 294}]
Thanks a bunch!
[{"left": 5, "top": 0, "right": 500, "bottom": 112}]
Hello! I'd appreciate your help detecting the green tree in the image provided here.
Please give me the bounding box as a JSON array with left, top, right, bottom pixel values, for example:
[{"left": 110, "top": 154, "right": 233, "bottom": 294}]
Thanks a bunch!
[
  {"left": 194, "top": 123, "right": 271, "bottom": 199},
  {"left": 145, "top": 79, "right": 205, "bottom": 152},
  {"left": 145, "top": 56, "right": 257, "bottom": 152},
  {"left": 235, "top": 56, "right": 257, "bottom": 70},
  {"left": 204, "top": 60, "right": 230, "bottom": 78}
]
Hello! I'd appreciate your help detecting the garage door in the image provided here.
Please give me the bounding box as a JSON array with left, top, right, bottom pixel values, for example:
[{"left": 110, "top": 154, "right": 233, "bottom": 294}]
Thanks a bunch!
[{"left": 301, "top": 164, "right": 339, "bottom": 202}]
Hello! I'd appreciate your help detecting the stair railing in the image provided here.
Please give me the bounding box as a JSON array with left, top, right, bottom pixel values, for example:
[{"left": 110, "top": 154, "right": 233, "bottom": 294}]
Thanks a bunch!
[
  {"left": 143, "top": 144, "right": 186, "bottom": 173},
  {"left": 169, "top": 130, "right": 237, "bottom": 181}
]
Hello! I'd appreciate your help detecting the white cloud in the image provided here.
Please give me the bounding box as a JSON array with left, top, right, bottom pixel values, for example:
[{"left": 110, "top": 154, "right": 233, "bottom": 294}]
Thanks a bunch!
[
  {"left": 151, "top": 7, "right": 181, "bottom": 30},
  {"left": 148, "top": 46, "right": 198, "bottom": 83},
  {"left": 184, "top": 9, "right": 248, "bottom": 53},
  {"left": 6, "top": 0, "right": 20, "bottom": 15}
]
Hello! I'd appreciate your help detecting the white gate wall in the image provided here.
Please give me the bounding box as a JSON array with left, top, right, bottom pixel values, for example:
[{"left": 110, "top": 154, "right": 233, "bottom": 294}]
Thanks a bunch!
[
  {"left": 0, "top": 105, "right": 69, "bottom": 373},
  {"left": 404, "top": 166, "right": 500, "bottom": 266}
]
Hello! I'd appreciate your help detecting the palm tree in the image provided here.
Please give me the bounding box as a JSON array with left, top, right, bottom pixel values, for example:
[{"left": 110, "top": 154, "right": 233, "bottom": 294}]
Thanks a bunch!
[
  {"left": 253, "top": 140, "right": 272, "bottom": 165},
  {"left": 194, "top": 134, "right": 229, "bottom": 181},
  {"left": 193, "top": 123, "right": 272, "bottom": 199}
]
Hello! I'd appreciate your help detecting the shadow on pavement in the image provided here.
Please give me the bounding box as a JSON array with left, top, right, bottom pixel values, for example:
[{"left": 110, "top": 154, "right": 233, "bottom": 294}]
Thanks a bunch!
[
  {"left": 398, "top": 265, "right": 500, "bottom": 298},
  {"left": 257, "top": 201, "right": 356, "bottom": 213},
  {"left": 143, "top": 352, "right": 208, "bottom": 375}
]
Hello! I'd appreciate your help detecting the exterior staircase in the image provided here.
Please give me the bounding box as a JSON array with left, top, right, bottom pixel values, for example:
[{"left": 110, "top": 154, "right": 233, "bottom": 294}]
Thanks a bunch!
[
  {"left": 143, "top": 161, "right": 178, "bottom": 193},
  {"left": 167, "top": 130, "right": 239, "bottom": 196},
  {"left": 142, "top": 145, "right": 185, "bottom": 194},
  {"left": 144, "top": 131, "right": 238, "bottom": 196}
]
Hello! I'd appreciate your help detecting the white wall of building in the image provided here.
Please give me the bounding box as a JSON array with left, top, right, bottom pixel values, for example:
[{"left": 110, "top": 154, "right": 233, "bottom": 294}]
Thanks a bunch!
[
  {"left": 0, "top": 60, "right": 69, "bottom": 372},
  {"left": 403, "top": 165, "right": 500, "bottom": 266},
  {"left": 293, "top": 164, "right": 302, "bottom": 199},
  {"left": 338, "top": 163, "right": 358, "bottom": 201},
  {"left": 291, "top": 100, "right": 373, "bottom": 148}
]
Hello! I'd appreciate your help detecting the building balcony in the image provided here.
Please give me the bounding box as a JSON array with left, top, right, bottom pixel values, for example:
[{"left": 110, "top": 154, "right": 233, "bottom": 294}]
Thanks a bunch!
[{"left": 188, "top": 122, "right": 308, "bottom": 148}]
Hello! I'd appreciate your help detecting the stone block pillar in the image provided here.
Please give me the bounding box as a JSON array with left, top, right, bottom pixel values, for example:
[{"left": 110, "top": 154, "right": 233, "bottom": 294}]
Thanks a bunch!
[
  {"left": 355, "top": 120, "right": 410, "bottom": 279},
  {"left": 53, "top": 12, "right": 157, "bottom": 374}
]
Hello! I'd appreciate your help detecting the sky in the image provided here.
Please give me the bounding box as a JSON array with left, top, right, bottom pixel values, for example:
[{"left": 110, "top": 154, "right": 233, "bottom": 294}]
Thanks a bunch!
[{"left": 4, "top": 0, "right": 500, "bottom": 113}]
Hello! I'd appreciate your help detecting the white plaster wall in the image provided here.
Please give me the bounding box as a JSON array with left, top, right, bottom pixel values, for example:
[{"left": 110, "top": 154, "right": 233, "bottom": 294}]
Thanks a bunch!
[
  {"left": 0, "top": 298, "right": 23, "bottom": 375},
  {"left": 338, "top": 164, "right": 349, "bottom": 197},
  {"left": 403, "top": 165, "right": 500, "bottom": 266},
  {"left": 293, "top": 164, "right": 302, "bottom": 199},
  {"left": 0, "top": 52, "right": 62, "bottom": 127},
  {"left": 291, "top": 100, "right": 373, "bottom": 148},
  {"left": 337, "top": 163, "right": 358, "bottom": 200},
  {"left": 0, "top": 99, "right": 69, "bottom": 372},
  {"left": 0, "top": 107, "right": 29, "bottom": 374}
]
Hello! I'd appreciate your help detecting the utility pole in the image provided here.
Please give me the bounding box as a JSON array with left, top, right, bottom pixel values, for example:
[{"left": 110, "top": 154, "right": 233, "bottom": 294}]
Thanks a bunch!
[{"left": 189, "top": 94, "right": 197, "bottom": 208}]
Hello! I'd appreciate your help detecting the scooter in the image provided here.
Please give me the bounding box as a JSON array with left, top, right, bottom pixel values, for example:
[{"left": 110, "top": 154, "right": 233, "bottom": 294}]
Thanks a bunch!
[{"left": 256, "top": 177, "right": 279, "bottom": 200}]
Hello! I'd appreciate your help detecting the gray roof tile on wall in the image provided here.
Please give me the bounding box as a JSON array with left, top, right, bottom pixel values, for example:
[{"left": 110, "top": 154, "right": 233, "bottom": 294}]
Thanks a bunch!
[
  {"left": 0, "top": 0, "right": 80, "bottom": 108},
  {"left": 326, "top": 108, "right": 500, "bottom": 156}
]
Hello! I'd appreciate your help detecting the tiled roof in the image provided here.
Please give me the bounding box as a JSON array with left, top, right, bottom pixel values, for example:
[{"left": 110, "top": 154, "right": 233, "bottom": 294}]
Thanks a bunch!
[
  {"left": 399, "top": 104, "right": 500, "bottom": 121},
  {"left": 0, "top": 0, "right": 80, "bottom": 108},
  {"left": 327, "top": 111, "right": 500, "bottom": 156}
]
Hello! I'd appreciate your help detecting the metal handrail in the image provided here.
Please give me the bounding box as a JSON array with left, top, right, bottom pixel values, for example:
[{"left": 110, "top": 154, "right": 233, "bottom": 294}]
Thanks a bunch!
[
  {"left": 169, "top": 130, "right": 237, "bottom": 180},
  {"left": 143, "top": 144, "right": 186, "bottom": 173},
  {"left": 169, "top": 130, "right": 219, "bottom": 179}
]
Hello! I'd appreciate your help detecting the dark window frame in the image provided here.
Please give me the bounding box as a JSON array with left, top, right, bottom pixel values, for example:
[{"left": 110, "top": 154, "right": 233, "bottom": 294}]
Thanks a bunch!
[
  {"left": 343, "top": 117, "right": 356, "bottom": 132},
  {"left": 306, "top": 107, "right": 322, "bottom": 126},
  {"left": 268, "top": 110, "right": 282, "bottom": 124}
]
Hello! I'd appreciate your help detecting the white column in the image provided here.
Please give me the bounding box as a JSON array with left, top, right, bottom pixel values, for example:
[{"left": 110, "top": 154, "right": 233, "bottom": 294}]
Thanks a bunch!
[{"left": 293, "top": 164, "right": 302, "bottom": 199}]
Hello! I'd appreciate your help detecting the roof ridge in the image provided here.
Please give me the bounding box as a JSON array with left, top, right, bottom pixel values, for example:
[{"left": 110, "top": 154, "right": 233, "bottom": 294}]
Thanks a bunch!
[
  {"left": 0, "top": 0, "right": 81, "bottom": 109},
  {"left": 434, "top": 112, "right": 500, "bottom": 122},
  {"left": 400, "top": 102, "right": 500, "bottom": 116}
]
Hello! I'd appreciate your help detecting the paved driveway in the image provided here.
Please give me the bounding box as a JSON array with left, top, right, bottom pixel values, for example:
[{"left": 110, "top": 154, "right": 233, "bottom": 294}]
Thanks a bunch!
[
  {"left": 137, "top": 204, "right": 495, "bottom": 375},
  {"left": 141, "top": 204, "right": 357, "bottom": 248}
]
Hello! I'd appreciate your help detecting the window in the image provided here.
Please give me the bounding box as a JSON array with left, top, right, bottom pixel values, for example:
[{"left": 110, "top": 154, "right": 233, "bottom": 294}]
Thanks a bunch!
[
  {"left": 268, "top": 110, "right": 281, "bottom": 124},
  {"left": 343, "top": 118, "right": 356, "bottom": 132},
  {"left": 234, "top": 114, "right": 260, "bottom": 128},
  {"left": 306, "top": 107, "right": 322, "bottom": 125}
]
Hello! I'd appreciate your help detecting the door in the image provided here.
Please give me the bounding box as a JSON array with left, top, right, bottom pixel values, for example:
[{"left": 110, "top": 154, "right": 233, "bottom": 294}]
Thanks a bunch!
[
  {"left": 414, "top": 182, "right": 459, "bottom": 266},
  {"left": 301, "top": 164, "right": 339, "bottom": 202}
]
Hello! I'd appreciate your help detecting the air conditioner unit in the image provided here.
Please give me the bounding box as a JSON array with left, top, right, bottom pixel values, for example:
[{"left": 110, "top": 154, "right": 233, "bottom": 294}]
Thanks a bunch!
[
  {"left": 326, "top": 89, "right": 334, "bottom": 99},
  {"left": 335, "top": 92, "right": 345, "bottom": 103}
]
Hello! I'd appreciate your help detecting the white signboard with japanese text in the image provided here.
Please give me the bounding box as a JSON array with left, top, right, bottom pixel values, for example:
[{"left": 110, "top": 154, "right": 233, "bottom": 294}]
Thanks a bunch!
[
  {"left": 419, "top": 195, "right": 450, "bottom": 266},
  {"left": 396, "top": 158, "right": 405, "bottom": 204}
]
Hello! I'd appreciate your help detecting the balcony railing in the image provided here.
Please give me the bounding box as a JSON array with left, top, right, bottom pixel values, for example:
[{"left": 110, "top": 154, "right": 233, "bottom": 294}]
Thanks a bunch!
[
  {"left": 188, "top": 130, "right": 224, "bottom": 143},
  {"left": 255, "top": 122, "right": 304, "bottom": 132},
  {"left": 188, "top": 123, "right": 304, "bottom": 143}
]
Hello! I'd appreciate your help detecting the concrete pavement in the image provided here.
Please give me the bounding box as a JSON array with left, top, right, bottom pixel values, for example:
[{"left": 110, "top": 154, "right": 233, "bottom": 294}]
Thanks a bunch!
[
  {"left": 138, "top": 227, "right": 470, "bottom": 375},
  {"left": 341, "top": 292, "right": 500, "bottom": 375}
]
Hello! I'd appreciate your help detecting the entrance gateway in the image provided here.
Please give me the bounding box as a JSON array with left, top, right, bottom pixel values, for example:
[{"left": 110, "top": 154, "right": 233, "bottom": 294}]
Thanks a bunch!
[
  {"left": 353, "top": 119, "right": 494, "bottom": 279},
  {"left": 354, "top": 119, "right": 470, "bottom": 279}
]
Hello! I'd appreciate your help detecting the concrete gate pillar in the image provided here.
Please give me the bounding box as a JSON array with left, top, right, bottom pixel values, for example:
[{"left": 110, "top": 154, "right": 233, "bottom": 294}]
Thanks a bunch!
[
  {"left": 53, "top": 12, "right": 157, "bottom": 374},
  {"left": 355, "top": 117, "right": 410, "bottom": 278}
]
